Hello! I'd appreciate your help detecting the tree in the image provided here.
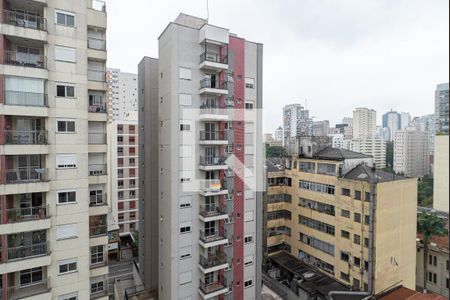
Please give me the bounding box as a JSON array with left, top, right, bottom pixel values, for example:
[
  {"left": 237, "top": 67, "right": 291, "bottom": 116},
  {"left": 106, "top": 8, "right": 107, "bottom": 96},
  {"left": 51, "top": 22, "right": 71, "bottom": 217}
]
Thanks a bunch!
[
  {"left": 418, "top": 177, "right": 433, "bottom": 207},
  {"left": 265, "top": 144, "right": 286, "bottom": 158},
  {"left": 417, "top": 212, "right": 447, "bottom": 293},
  {"left": 386, "top": 141, "right": 394, "bottom": 167}
]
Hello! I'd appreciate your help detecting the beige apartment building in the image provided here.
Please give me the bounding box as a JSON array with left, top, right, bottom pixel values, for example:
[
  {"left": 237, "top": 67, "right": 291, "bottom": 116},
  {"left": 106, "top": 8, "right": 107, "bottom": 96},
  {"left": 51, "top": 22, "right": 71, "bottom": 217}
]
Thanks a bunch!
[
  {"left": 433, "top": 134, "right": 449, "bottom": 213},
  {"left": 265, "top": 146, "right": 417, "bottom": 296},
  {"left": 0, "top": 0, "right": 110, "bottom": 299}
]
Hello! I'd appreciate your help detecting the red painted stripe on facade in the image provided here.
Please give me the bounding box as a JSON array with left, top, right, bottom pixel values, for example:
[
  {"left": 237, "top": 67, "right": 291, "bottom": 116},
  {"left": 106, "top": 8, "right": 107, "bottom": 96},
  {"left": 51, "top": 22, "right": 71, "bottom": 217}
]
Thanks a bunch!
[{"left": 229, "top": 35, "right": 245, "bottom": 300}]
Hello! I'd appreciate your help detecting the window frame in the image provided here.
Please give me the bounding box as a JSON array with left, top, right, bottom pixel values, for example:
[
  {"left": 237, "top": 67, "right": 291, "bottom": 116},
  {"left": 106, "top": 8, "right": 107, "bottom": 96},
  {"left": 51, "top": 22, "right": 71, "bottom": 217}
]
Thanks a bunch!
[
  {"left": 56, "top": 119, "right": 76, "bottom": 133},
  {"left": 58, "top": 258, "right": 78, "bottom": 275},
  {"left": 55, "top": 10, "right": 75, "bottom": 27},
  {"left": 56, "top": 83, "right": 76, "bottom": 98},
  {"left": 57, "top": 190, "right": 77, "bottom": 205}
]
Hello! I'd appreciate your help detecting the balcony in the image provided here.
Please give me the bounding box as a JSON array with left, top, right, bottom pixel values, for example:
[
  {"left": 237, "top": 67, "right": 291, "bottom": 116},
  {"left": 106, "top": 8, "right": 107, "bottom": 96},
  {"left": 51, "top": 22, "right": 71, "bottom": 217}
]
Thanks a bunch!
[
  {"left": 89, "top": 133, "right": 107, "bottom": 144},
  {"left": 199, "top": 230, "right": 228, "bottom": 248},
  {"left": 88, "top": 69, "right": 106, "bottom": 82},
  {"left": 4, "top": 278, "right": 51, "bottom": 299},
  {"left": 199, "top": 252, "right": 228, "bottom": 273},
  {"left": 4, "top": 205, "right": 48, "bottom": 224},
  {"left": 7, "top": 241, "right": 49, "bottom": 262},
  {"left": 2, "top": 10, "right": 47, "bottom": 31},
  {"left": 89, "top": 164, "right": 107, "bottom": 176},
  {"left": 199, "top": 52, "right": 228, "bottom": 71},
  {"left": 90, "top": 0, "right": 106, "bottom": 12},
  {"left": 3, "top": 50, "right": 46, "bottom": 69},
  {"left": 199, "top": 156, "right": 228, "bottom": 171},
  {"left": 199, "top": 179, "right": 228, "bottom": 197},
  {"left": 4, "top": 91, "right": 47, "bottom": 107},
  {"left": 88, "top": 103, "right": 107, "bottom": 114},
  {"left": 5, "top": 167, "right": 48, "bottom": 184},
  {"left": 90, "top": 225, "right": 107, "bottom": 237},
  {"left": 199, "top": 276, "right": 229, "bottom": 299},
  {"left": 4, "top": 130, "right": 48, "bottom": 145},
  {"left": 88, "top": 37, "right": 106, "bottom": 51},
  {"left": 90, "top": 193, "right": 107, "bottom": 207},
  {"left": 199, "top": 78, "right": 228, "bottom": 96},
  {"left": 199, "top": 204, "right": 228, "bottom": 222},
  {"left": 199, "top": 106, "right": 229, "bottom": 121},
  {"left": 199, "top": 131, "right": 228, "bottom": 145}
]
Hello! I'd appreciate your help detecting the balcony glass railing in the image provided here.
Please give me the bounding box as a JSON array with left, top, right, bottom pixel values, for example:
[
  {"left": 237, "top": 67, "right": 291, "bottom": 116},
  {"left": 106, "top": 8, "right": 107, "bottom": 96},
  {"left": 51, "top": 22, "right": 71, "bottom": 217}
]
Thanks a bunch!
[
  {"left": 199, "top": 156, "right": 227, "bottom": 166},
  {"left": 5, "top": 167, "right": 47, "bottom": 184},
  {"left": 199, "top": 131, "right": 228, "bottom": 141},
  {"left": 2, "top": 10, "right": 47, "bottom": 31},
  {"left": 88, "top": 164, "right": 107, "bottom": 176},
  {"left": 88, "top": 103, "right": 107, "bottom": 113},
  {"left": 7, "top": 241, "right": 49, "bottom": 261},
  {"left": 88, "top": 133, "right": 107, "bottom": 144},
  {"left": 200, "top": 52, "right": 228, "bottom": 64},
  {"left": 90, "top": 193, "right": 106, "bottom": 207},
  {"left": 199, "top": 252, "right": 227, "bottom": 269},
  {"left": 4, "top": 130, "right": 48, "bottom": 145},
  {"left": 200, "top": 78, "right": 228, "bottom": 90},
  {"left": 5, "top": 205, "right": 48, "bottom": 223},
  {"left": 199, "top": 179, "right": 226, "bottom": 193},
  {"left": 88, "top": 69, "right": 106, "bottom": 82},
  {"left": 199, "top": 230, "right": 226, "bottom": 244},
  {"left": 4, "top": 91, "right": 47, "bottom": 107},
  {"left": 3, "top": 50, "right": 46, "bottom": 69},
  {"left": 199, "top": 276, "right": 227, "bottom": 295},
  {"left": 6, "top": 279, "right": 50, "bottom": 299},
  {"left": 89, "top": 225, "right": 107, "bottom": 237},
  {"left": 199, "top": 106, "right": 227, "bottom": 115},
  {"left": 88, "top": 37, "right": 106, "bottom": 50},
  {"left": 199, "top": 205, "right": 227, "bottom": 218}
]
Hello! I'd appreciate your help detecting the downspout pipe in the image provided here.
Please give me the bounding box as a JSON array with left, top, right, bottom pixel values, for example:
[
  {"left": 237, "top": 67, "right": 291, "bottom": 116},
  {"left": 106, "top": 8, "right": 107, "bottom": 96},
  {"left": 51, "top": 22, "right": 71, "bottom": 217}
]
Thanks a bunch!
[{"left": 328, "top": 290, "right": 370, "bottom": 300}]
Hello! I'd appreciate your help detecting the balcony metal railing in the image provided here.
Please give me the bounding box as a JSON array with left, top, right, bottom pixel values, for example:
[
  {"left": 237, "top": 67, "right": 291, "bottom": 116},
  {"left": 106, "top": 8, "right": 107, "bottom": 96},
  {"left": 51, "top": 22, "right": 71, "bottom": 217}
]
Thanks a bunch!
[
  {"left": 6, "top": 279, "right": 50, "bottom": 299},
  {"left": 199, "top": 276, "right": 227, "bottom": 295},
  {"left": 4, "top": 91, "right": 47, "bottom": 107},
  {"left": 88, "top": 103, "right": 107, "bottom": 113},
  {"left": 88, "top": 69, "right": 106, "bottom": 82},
  {"left": 90, "top": 193, "right": 106, "bottom": 207},
  {"left": 3, "top": 50, "right": 46, "bottom": 69},
  {"left": 200, "top": 52, "right": 228, "bottom": 64},
  {"left": 7, "top": 241, "right": 49, "bottom": 261},
  {"left": 88, "top": 164, "right": 107, "bottom": 176},
  {"left": 200, "top": 78, "right": 228, "bottom": 90},
  {"left": 199, "top": 179, "right": 226, "bottom": 193},
  {"left": 199, "top": 131, "right": 228, "bottom": 141},
  {"left": 199, "top": 252, "right": 227, "bottom": 269},
  {"left": 2, "top": 10, "right": 47, "bottom": 31},
  {"left": 199, "top": 205, "right": 227, "bottom": 218},
  {"left": 88, "top": 37, "right": 106, "bottom": 50},
  {"left": 88, "top": 133, "right": 107, "bottom": 144},
  {"left": 90, "top": 0, "right": 106, "bottom": 12},
  {"left": 5, "top": 167, "right": 48, "bottom": 184},
  {"left": 200, "top": 106, "right": 228, "bottom": 116},
  {"left": 89, "top": 225, "right": 107, "bottom": 237},
  {"left": 5, "top": 205, "right": 48, "bottom": 223},
  {"left": 199, "top": 230, "right": 226, "bottom": 244},
  {"left": 4, "top": 130, "right": 48, "bottom": 145},
  {"left": 199, "top": 156, "right": 227, "bottom": 166}
]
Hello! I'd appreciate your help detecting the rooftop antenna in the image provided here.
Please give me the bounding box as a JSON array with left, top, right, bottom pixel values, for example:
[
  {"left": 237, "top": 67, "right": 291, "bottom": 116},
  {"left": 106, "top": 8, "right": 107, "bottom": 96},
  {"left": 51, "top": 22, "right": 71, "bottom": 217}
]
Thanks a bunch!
[{"left": 206, "top": 0, "right": 209, "bottom": 23}]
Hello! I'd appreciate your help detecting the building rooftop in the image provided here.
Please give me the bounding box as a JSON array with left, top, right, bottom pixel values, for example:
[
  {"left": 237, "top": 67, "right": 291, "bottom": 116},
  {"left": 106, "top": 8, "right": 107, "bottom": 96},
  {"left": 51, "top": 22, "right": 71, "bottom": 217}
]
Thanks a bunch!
[
  {"left": 312, "top": 147, "right": 372, "bottom": 161},
  {"left": 343, "top": 163, "right": 406, "bottom": 183},
  {"left": 417, "top": 233, "right": 449, "bottom": 251},
  {"left": 266, "top": 158, "right": 284, "bottom": 173},
  {"left": 376, "top": 286, "right": 447, "bottom": 300}
]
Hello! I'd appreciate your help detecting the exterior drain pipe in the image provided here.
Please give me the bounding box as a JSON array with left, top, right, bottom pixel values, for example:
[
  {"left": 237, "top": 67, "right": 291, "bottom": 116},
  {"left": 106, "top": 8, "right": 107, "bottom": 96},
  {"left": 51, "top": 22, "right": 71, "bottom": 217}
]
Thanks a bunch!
[{"left": 328, "top": 290, "right": 370, "bottom": 300}]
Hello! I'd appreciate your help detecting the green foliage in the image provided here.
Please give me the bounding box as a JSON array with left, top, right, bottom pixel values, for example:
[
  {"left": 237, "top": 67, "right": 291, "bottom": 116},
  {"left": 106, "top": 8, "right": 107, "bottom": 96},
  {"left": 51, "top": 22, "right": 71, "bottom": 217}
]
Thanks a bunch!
[
  {"left": 418, "top": 177, "right": 433, "bottom": 207},
  {"left": 386, "top": 141, "right": 394, "bottom": 167},
  {"left": 265, "top": 144, "right": 287, "bottom": 158},
  {"left": 417, "top": 212, "right": 447, "bottom": 245}
]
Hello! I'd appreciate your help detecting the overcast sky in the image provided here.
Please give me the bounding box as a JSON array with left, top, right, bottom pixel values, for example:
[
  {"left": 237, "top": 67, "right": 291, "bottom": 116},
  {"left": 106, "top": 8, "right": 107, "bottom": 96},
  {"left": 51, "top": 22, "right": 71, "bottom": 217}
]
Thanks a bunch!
[{"left": 106, "top": 0, "right": 449, "bottom": 134}]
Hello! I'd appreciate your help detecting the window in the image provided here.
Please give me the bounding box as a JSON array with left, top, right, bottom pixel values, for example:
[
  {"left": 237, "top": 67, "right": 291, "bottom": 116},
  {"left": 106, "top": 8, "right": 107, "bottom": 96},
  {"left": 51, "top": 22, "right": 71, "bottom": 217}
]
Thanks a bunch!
[
  {"left": 299, "top": 180, "right": 335, "bottom": 195},
  {"left": 428, "top": 272, "right": 437, "bottom": 284},
  {"left": 90, "top": 245, "right": 104, "bottom": 265},
  {"left": 446, "top": 278, "right": 449, "bottom": 289},
  {"left": 5, "top": 76, "right": 45, "bottom": 106},
  {"left": 58, "top": 190, "right": 76, "bottom": 204},
  {"left": 244, "top": 234, "right": 254, "bottom": 244},
  {"left": 340, "top": 272, "right": 350, "bottom": 282},
  {"left": 91, "top": 278, "right": 105, "bottom": 294},
  {"left": 244, "top": 255, "right": 254, "bottom": 266},
  {"left": 180, "top": 120, "right": 191, "bottom": 131},
  {"left": 180, "top": 222, "right": 192, "bottom": 234},
  {"left": 245, "top": 77, "right": 255, "bottom": 88},
  {"left": 56, "top": 154, "right": 77, "bottom": 169},
  {"left": 364, "top": 238, "right": 369, "bottom": 247},
  {"left": 57, "top": 224, "right": 78, "bottom": 240},
  {"left": 354, "top": 234, "right": 361, "bottom": 245},
  {"left": 179, "top": 94, "right": 192, "bottom": 105},
  {"left": 245, "top": 101, "right": 254, "bottom": 110},
  {"left": 340, "top": 252, "right": 349, "bottom": 262},
  {"left": 58, "top": 292, "right": 78, "bottom": 300},
  {"left": 299, "top": 233, "right": 335, "bottom": 256},
  {"left": 20, "top": 267, "right": 43, "bottom": 286},
  {"left": 364, "top": 215, "right": 370, "bottom": 225},
  {"left": 354, "top": 257, "right": 361, "bottom": 267},
  {"left": 179, "top": 196, "right": 192, "bottom": 208},
  {"left": 179, "top": 271, "right": 192, "bottom": 285},
  {"left": 58, "top": 258, "right": 77, "bottom": 275},
  {"left": 354, "top": 190, "right": 362, "bottom": 200},
  {"left": 244, "top": 278, "right": 254, "bottom": 288},
  {"left": 354, "top": 213, "right": 361, "bottom": 223},
  {"left": 299, "top": 216, "right": 335, "bottom": 236},
  {"left": 341, "top": 230, "right": 350, "bottom": 239},
  {"left": 180, "top": 246, "right": 192, "bottom": 259},
  {"left": 341, "top": 188, "right": 351, "bottom": 196},
  {"left": 57, "top": 120, "right": 76, "bottom": 133},
  {"left": 55, "top": 46, "right": 76, "bottom": 63},
  {"left": 341, "top": 209, "right": 350, "bottom": 218},
  {"left": 56, "top": 84, "right": 75, "bottom": 98},
  {"left": 365, "top": 192, "right": 371, "bottom": 201},
  {"left": 179, "top": 67, "right": 191, "bottom": 80},
  {"left": 56, "top": 11, "right": 75, "bottom": 27},
  {"left": 244, "top": 210, "right": 254, "bottom": 222}
]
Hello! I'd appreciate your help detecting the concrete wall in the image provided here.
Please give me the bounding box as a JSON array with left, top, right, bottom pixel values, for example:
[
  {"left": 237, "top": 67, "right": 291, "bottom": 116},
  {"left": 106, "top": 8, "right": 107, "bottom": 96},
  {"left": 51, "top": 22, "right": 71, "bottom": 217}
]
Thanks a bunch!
[{"left": 433, "top": 135, "right": 449, "bottom": 212}]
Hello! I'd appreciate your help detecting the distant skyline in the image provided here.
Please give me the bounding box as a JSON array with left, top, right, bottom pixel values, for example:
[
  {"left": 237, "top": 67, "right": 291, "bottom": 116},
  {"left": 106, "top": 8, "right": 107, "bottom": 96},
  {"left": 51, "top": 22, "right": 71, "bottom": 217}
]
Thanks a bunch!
[{"left": 106, "top": 0, "right": 449, "bottom": 133}]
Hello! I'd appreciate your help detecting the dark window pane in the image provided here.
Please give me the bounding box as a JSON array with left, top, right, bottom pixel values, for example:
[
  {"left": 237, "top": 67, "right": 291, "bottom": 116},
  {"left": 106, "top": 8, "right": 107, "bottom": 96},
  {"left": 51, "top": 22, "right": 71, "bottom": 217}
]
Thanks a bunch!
[{"left": 57, "top": 85, "right": 66, "bottom": 97}]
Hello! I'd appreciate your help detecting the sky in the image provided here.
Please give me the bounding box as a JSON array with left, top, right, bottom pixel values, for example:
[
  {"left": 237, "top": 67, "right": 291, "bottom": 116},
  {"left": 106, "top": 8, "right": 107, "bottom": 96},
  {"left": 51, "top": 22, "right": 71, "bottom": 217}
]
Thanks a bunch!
[{"left": 106, "top": 0, "right": 449, "bottom": 134}]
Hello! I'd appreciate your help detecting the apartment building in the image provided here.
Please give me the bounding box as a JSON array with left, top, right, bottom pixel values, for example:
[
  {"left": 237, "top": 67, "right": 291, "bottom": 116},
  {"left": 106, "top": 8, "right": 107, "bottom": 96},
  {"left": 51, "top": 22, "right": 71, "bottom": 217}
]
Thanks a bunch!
[
  {"left": 106, "top": 68, "right": 138, "bottom": 123},
  {"left": 265, "top": 144, "right": 417, "bottom": 296},
  {"left": 312, "top": 120, "right": 330, "bottom": 137},
  {"left": 435, "top": 83, "right": 449, "bottom": 134},
  {"left": 393, "top": 128, "right": 430, "bottom": 177},
  {"left": 138, "top": 13, "right": 263, "bottom": 300},
  {"left": 108, "top": 117, "right": 139, "bottom": 238},
  {"left": 433, "top": 135, "right": 449, "bottom": 212},
  {"left": 351, "top": 138, "right": 386, "bottom": 169},
  {"left": 327, "top": 133, "right": 351, "bottom": 150},
  {"left": 274, "top": 126, "right": 283, "bottom": 144},
  {"left": 353, "top": 108, "right": 376, "bottom": 139},
  {"left": 283, "top": 104, "right": 312, "bottom": 143},
  {"left": 0, "top": 0, "right": 109, "bottom": 299},
  {"left": 382, "top": 110, "right": 401, "bottom": 141},
  {"left": 412, "top": 114, "right": 435, "bottom": 155}
]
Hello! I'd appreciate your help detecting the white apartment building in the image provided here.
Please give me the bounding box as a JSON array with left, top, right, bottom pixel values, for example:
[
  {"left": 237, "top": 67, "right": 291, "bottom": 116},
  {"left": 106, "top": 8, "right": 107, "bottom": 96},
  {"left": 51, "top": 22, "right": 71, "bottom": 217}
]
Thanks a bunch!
[
  {"left": 138, "top": 14, "right": 263, "bottom": 300},
  {"left": 283, "top": 103, "right": 312, "bottom": 142},
  {"left": 435, "top": 83, "right": 449, "bottom": 134},
  {"left": 328, "top": 133, "right": 351, "bottom": 150},
  {"left": 274, "top": 126, "right": 283, "bottom": 143},
  {"left": 0, "top": 0, "right": 109, "bottom": 299},
  {"left": 351, "top": 138, "right": 386, "bottom": 169},
  {"left": 352, "top": 108, "right": 376, "bottom": 139},
  {"left": 412, "top": 114, "right": 435, "bottom": 155},
  {"left": 400, "top": 112, "right": 411, "bottom": 129},
  {"left": 393, "top": 128, "right": 430, "bottom": 177},
  {"left": 106, "top": 68, "right": 138, "bottom": 122}
]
